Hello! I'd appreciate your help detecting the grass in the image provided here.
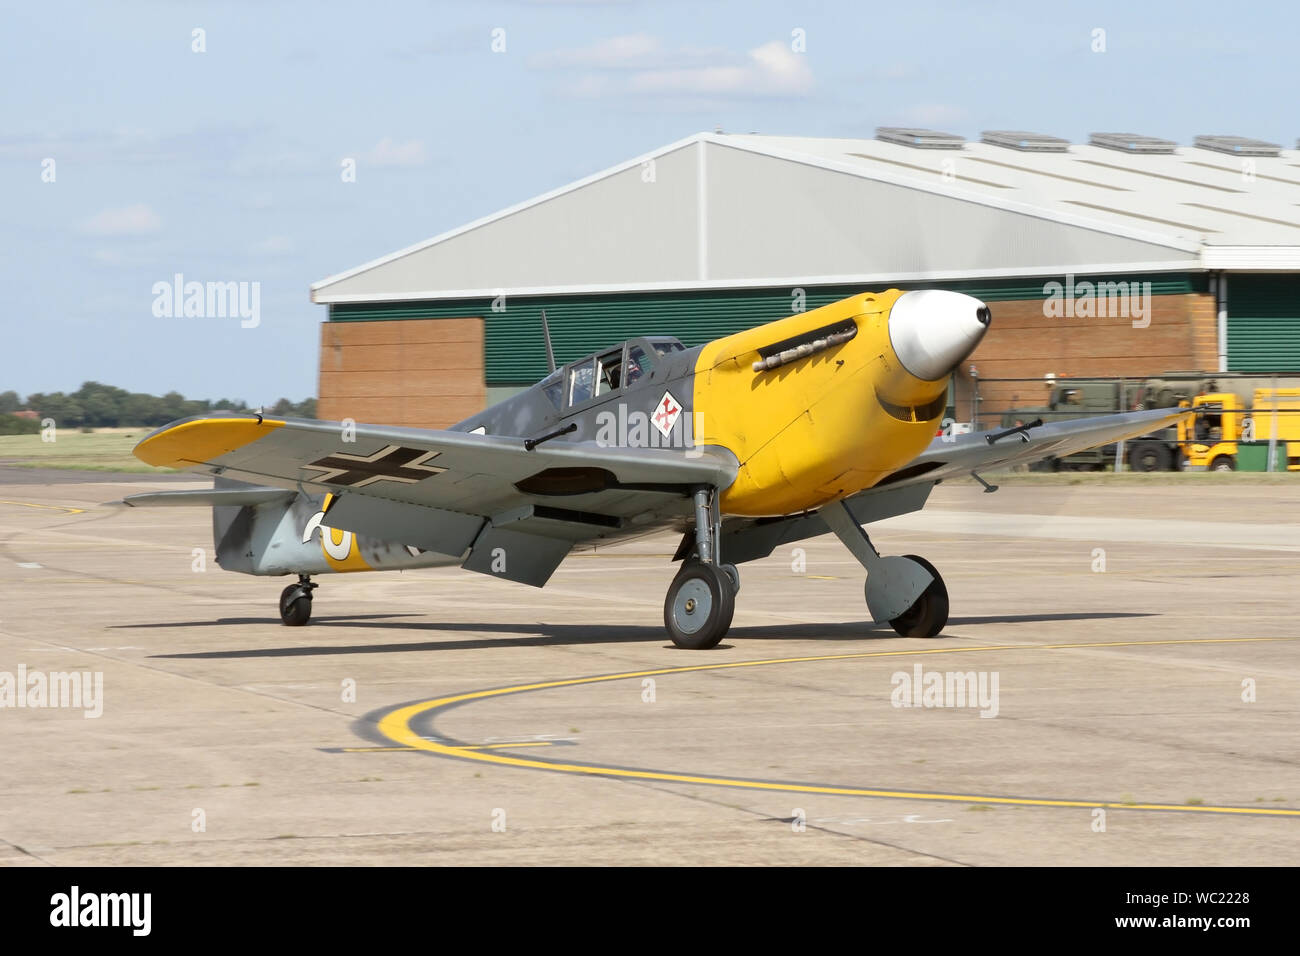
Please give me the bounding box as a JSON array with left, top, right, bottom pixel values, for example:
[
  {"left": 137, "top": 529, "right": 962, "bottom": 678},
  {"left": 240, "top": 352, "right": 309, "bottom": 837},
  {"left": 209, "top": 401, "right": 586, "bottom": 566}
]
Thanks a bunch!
[{"left": 0, "top": 429, "right": 176, "bottom": 474}]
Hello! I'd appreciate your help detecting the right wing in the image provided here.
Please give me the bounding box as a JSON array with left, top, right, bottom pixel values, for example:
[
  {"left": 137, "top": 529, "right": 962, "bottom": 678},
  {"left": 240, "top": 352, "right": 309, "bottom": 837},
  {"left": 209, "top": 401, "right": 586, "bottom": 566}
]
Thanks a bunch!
[{"left": 133, "top": 414, "right": 738, "bottom": 586}]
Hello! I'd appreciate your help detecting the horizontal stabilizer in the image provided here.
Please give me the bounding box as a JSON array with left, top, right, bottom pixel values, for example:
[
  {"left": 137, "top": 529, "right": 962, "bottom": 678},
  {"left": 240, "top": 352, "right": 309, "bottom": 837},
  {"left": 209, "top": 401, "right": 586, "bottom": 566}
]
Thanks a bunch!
[{"left": 122, "top": 486, "right": 297, "bottom": 508}]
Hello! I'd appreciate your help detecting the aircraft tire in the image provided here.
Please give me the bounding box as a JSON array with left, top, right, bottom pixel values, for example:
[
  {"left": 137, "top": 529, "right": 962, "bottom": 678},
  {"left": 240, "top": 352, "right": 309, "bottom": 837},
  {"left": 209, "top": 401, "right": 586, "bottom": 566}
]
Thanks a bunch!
[
  {"left": 886, "top": 555, "right": 949, "bottom": 638},
  {"left": 279, "top": 584, "right": 313, "bottom": 626},
  {"left": 664, "top": 562, "right": 735, "bottom": 650},
  {"left": 719, "top": 562, "right": 740, "bottom": 595}
]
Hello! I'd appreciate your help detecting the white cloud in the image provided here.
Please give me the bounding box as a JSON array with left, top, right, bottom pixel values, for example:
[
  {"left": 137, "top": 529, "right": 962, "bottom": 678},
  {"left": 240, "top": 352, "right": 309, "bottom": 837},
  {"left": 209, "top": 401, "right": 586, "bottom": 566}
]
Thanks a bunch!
[
  {"left": 88, "top": 245, "right": 163, "bottom": 267},
  {"left": 635, "top": 41, "right": 813, "bottom": 96},
  {"left": 540, "top": 37, "right": 813, "bottom": 100},
  {"left": 365, "top": 137, "right": 428, "bottom": 167},
  {"left": 78, "top": 203, "right": 162, "bottom": 236},
  {"left": 250, "top": 235, "right": 294, "bottom": 256}
]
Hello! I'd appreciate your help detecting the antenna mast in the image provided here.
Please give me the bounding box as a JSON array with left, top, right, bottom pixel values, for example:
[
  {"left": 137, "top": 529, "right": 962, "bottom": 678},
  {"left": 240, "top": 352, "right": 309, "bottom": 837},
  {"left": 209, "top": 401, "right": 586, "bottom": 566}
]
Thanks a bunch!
[{"left": 541, "top": 309, "right": 557, "bottom": 374}]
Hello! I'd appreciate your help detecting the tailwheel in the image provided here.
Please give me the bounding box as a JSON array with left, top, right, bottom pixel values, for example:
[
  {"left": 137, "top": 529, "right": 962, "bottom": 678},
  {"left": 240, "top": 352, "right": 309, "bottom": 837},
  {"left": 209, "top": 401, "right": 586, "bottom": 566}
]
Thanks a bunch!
[
  {"left": 279, "top": 575, "right": 316, "bottom": 627},
  {"left": 885, "top": 555, "right": 949, "bottom": 638},
  {"left": 664, "top": 562, "right": 735, "bottom": 650}
]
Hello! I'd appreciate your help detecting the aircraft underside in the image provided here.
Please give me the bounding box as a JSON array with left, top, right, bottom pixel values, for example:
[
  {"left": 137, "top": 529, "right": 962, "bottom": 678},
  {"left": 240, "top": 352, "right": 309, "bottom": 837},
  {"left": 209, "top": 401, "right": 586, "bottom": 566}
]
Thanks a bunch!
[{"left": 259, "top": 484, "right": 947, "bottom": 648}]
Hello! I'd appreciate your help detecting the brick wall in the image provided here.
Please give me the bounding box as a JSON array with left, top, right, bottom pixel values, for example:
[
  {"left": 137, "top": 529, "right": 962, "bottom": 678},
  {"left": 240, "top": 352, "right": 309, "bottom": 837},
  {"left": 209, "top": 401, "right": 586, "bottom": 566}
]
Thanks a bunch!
[{"left": 317, "top": 317, "right": 486, "bottom": 429}]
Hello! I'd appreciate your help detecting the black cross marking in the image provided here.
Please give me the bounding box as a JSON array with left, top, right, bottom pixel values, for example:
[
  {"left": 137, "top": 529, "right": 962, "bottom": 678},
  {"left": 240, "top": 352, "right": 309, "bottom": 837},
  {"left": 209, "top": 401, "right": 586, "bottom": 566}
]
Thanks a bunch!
[{"left": 302, "top": 444, "right": 445, "bottom": 488}]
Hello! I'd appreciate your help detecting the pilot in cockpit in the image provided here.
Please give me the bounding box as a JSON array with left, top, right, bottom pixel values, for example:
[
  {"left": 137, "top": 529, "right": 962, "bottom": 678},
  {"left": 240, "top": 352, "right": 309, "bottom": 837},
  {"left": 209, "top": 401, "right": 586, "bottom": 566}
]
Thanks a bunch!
[{"left": 625, "top": 351, "right": 645, "bottom": 386}]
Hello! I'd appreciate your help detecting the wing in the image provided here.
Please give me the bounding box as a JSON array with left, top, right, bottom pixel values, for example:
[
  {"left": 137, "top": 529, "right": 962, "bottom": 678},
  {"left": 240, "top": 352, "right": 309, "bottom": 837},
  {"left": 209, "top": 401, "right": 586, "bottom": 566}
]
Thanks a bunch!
[
  {"left": 134, "top": 415, "right": 738, "bottom": 586},
  {"left": 716, "top": 407, "right": 1190, "bottom": 565},
  {"left": 864, "top": 406, "right": 1191, "bottom": 489}
]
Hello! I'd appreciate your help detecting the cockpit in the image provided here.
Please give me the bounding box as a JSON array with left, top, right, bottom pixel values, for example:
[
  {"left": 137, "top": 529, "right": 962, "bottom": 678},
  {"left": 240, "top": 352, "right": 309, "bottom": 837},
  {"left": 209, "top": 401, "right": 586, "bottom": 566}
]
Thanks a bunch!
[{"left": 540, "top": 337, "right": 686, "bottom": 409}]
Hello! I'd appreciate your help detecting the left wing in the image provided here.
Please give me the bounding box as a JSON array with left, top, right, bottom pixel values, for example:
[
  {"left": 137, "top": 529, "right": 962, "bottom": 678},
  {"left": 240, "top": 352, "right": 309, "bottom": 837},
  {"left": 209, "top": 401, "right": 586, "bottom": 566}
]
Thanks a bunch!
[{"left": 133, "top": 414, "right": 738, "bottom": 586}]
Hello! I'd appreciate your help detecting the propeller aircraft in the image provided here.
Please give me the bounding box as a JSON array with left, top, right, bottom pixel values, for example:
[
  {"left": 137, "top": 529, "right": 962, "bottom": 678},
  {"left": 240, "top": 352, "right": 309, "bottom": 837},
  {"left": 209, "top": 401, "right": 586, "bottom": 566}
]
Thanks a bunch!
[{"left": 125, "top": 288, "right": 1185, "bottom": 649}]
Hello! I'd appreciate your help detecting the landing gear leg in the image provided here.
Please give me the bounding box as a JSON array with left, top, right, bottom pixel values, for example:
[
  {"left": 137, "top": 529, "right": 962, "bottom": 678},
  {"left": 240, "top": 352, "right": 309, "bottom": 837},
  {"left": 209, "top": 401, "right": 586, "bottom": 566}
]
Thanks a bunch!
[
  {"left": 279, "top": 573, "right": 316, "bottom": 626},
  {"left": 664, "top": 487, "right": 736, "bottom": 650},
  {"left": 820, "top": 501, "right": 948, "bottom": 638}
]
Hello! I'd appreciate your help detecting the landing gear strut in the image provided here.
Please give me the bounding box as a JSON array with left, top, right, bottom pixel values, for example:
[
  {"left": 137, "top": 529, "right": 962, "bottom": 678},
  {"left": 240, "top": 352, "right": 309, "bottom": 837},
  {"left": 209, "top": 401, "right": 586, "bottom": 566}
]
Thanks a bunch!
[
  {"left": 279, "top": 574, "right": 316, "bottom": 626},
  {"left": 821, "top": 501, "right": 949, "bottom": 638},
  {"left": 664, "top": 487, "right": 737, "bottom": 650}
]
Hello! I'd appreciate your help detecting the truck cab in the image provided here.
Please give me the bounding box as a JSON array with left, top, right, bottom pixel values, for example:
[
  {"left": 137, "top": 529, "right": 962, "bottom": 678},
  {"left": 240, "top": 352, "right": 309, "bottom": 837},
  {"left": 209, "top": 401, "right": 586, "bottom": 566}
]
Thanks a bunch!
[
  {"left": 1184, "top": 389, "right": 1300, "bottom": 471},
  {"left": 1184, "top": 393, "right": 1242, "bottom": 471}
]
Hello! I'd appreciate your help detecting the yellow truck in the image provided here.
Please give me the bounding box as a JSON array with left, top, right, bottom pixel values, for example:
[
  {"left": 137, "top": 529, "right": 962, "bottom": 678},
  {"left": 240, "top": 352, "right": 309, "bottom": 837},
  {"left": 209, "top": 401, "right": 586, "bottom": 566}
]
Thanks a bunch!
[{"left": 1183, "top": 389, "right": 1300, "bottom": 471}]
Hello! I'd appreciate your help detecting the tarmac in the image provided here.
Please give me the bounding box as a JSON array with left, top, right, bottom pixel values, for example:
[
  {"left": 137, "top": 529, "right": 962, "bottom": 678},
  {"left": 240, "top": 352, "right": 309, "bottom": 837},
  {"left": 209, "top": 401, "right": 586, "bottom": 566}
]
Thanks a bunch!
[{"left": 1, "top": 467, "right": 1297, "bottom": 865}]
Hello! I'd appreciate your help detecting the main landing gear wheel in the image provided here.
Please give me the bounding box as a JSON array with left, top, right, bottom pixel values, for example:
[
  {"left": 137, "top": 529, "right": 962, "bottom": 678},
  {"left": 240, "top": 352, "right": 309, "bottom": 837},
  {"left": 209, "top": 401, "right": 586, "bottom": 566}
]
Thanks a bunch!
[
  {"left": 720, "top": 562, "right": 740, "bottom": 595},
  {"left": 664, "top": 562, "right": 735, "bottom": 650},
  {"left": 279, "top": 575, "right": 316, "bottom": 626},
  {"left": 885, "top": 555, "right": 949, "bottom": 638}
]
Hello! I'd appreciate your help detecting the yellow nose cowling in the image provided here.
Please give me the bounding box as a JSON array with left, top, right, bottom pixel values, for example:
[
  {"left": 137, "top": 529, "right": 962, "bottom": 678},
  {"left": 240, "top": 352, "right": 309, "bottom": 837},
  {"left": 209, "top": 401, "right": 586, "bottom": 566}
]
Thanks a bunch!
[{"left": 692, "top": 290, "right": 972, "bottom": 517}]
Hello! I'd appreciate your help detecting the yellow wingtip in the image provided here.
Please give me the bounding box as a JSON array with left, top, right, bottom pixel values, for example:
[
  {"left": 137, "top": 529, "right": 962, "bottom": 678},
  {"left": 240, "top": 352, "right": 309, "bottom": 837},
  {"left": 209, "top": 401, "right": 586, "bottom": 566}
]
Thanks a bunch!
[{"left": 133, "top": 417, "right": 284, "bottom": 468}]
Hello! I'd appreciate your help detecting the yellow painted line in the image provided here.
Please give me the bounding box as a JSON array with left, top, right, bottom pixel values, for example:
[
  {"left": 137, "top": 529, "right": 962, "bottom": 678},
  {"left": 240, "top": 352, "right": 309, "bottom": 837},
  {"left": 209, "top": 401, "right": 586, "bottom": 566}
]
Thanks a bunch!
[
  {"left": 376, "top": 637, "right": 1300, "bottom": 818},
  {"left": 343, "top": 741, "right": 555, "bottom": 753},
  {"left": 0, "top": 499, "right": 87, "bottom": 514}
]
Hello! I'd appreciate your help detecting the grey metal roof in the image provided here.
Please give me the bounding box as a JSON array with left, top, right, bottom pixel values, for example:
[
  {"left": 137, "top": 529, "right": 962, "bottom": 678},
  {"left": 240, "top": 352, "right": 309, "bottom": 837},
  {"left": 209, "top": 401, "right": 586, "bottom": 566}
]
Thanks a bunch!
[{"left": 312, "top": 132, "right": 1300, "bottom": 304}]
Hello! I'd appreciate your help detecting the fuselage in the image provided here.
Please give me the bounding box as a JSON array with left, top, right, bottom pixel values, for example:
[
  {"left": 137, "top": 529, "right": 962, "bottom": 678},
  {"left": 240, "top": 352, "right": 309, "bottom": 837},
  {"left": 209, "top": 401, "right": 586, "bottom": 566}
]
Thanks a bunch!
[
  {"left": 136, "top": 288, "right": 991, "bottom": 576},
  {"left": 457, "top": 289, "right": 990, "bottom": 517}
]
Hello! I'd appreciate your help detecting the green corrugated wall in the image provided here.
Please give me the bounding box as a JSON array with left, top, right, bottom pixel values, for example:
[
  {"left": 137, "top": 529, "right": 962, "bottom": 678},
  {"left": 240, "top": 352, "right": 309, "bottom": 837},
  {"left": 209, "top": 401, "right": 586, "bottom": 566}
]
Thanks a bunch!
[
  {"left": 329, "top": 272, "right": 1205, "bottom": 386},
  {"left": 1227, "top": 275, "right": 1300, "bottom": 372}
]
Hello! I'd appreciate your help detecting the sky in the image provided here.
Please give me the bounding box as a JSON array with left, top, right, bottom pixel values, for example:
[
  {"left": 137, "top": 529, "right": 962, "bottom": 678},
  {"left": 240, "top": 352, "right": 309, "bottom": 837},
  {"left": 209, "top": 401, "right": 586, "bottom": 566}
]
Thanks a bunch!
[{"left": 1, "top": 0, "right": 1295, "bottom": 406}]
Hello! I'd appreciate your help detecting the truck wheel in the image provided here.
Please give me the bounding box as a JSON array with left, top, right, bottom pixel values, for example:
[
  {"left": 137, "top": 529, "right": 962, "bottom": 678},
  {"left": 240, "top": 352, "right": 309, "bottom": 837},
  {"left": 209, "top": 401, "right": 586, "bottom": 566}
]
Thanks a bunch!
[
  {"left": 1210, "top": 455, "right": 1235, "bottom": 472},
  {"left": 1128, "top": 442, "right": 1172, "bottom": 472}
]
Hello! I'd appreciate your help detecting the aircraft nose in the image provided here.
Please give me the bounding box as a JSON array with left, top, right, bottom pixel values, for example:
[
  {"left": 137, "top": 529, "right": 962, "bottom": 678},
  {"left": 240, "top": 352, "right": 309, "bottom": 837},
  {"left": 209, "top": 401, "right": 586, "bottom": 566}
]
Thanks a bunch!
[{"left": 887, "top": 290, "right": 991, "bottom": 382}]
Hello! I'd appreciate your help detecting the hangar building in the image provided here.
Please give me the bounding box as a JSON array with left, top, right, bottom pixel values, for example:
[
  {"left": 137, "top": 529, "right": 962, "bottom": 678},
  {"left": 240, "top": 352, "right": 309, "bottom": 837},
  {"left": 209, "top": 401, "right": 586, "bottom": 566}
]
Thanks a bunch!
[{"left": 310, "top": 129, "right": 1300, "bottom": 428}]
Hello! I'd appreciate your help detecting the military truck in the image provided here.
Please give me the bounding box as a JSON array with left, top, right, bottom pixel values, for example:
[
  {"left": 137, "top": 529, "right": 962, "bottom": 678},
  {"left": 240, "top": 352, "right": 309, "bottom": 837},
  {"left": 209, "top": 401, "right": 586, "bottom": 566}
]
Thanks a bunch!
[{"left": 1000, "top": 372, "right": 1300, "bottom": 471}]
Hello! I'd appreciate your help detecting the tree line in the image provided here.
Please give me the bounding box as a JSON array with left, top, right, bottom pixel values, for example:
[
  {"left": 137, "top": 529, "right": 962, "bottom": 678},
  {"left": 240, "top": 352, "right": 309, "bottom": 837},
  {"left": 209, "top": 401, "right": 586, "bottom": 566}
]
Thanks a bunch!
[{"left": 0, "top": 382, "right": 316, "bottom": 432}]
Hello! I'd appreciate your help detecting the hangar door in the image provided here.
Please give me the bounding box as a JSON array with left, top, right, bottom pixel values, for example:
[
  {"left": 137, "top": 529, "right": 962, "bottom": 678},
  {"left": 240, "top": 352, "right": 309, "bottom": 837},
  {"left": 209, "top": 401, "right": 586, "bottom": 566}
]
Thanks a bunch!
[{"left": 1228, "top": 275, "right": 1300, "bottom": 372}]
